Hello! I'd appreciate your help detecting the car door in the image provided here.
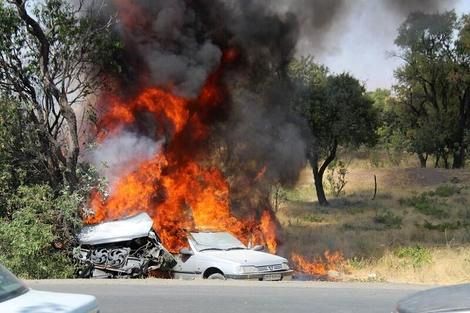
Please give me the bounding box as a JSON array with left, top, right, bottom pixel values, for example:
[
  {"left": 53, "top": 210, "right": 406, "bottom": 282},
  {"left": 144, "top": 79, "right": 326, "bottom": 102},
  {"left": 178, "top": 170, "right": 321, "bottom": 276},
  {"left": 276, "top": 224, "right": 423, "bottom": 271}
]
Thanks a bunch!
[{"left": 172, "top": 241, "right": 203, "bottom": 278}]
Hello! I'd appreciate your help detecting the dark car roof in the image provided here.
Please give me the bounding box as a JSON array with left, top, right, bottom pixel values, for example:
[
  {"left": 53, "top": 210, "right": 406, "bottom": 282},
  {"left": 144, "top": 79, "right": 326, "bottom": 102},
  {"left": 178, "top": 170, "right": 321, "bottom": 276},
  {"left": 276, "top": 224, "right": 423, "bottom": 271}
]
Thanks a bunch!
[{"left": 397, "top": 284, "right": 470, "bottom": 313}]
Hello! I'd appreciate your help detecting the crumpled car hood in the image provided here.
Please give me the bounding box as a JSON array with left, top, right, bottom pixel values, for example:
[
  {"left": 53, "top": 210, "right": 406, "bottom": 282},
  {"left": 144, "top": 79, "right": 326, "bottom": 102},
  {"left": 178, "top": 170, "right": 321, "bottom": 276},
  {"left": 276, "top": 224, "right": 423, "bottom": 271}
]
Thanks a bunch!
[
  {"left": 78, "top": 212, "right": 153, "bottom": 245},
  {"left": 201, "top": 249, "right": 287, "bottom": 266}
]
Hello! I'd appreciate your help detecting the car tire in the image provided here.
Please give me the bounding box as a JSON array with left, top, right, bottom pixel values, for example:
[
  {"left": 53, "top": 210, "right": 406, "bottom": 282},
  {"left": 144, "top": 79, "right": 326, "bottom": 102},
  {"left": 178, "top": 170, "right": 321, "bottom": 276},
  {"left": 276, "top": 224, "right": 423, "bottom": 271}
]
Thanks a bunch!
[{"left": 207, "top": 273, "right": 226, "bottom": 280}]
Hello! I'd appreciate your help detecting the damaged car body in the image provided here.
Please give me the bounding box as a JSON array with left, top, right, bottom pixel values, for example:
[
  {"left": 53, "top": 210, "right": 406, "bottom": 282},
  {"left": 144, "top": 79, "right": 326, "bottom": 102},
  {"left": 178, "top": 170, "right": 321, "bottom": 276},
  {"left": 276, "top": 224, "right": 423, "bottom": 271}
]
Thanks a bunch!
[
  {"left": 173, "top": 231, "right": 293, "bottom": 281},
  {"left": 73, "top": 213, "right": 176, "bottom": 278},
  {"left": 73, "top": 213, "right": 293, "bottom": 280}
]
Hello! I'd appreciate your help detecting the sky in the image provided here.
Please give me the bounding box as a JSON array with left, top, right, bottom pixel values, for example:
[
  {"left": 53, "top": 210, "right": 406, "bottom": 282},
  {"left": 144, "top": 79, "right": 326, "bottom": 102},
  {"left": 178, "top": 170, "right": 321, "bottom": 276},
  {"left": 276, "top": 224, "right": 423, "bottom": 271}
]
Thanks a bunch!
[{"left": 296, "top": 0, "right": 470, "bottom": 91}]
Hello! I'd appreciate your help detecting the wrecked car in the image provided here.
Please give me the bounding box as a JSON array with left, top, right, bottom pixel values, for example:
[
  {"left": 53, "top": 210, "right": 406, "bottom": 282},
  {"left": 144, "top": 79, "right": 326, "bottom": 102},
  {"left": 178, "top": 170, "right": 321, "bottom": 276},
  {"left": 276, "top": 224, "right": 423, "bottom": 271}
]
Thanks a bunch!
[
  {"left": 173, "top": 231, "right": 293, "bottom": 281},
  {"left": 73, "top": 213, "right": 176, "bottom": 278}
]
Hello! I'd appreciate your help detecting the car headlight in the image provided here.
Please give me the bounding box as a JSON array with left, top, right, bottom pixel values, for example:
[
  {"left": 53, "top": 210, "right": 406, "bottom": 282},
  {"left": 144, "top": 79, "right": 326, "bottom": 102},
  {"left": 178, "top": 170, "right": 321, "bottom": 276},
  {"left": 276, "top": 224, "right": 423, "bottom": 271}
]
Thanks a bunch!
[
  {"left": 239, "top": 266, "right": 258, "bottom": 273},
  {"left": 281, "top": 262, "right": 290, "bottom": 270}
]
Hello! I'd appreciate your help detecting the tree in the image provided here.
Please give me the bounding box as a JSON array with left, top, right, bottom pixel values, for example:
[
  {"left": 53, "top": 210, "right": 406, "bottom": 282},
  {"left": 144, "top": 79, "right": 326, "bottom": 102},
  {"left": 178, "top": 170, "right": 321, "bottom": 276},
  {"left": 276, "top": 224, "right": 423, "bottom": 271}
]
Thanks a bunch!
[
  {"left": 393, "top": 11, "right": 470, "bottom": 168},
  {"left": 290, "top": 57, "right": 378, "bottom": 206},
  {"left": 0, "top": 0, "right": 116, "bottom": 188}
]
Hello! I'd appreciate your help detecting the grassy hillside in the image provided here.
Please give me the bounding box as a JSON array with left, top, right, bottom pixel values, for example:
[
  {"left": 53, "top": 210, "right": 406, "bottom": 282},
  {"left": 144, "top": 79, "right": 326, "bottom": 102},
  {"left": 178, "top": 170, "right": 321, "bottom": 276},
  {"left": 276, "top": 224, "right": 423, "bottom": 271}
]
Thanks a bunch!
[{"left": 280, "top": 165, "right": 470, "bottom": 284}]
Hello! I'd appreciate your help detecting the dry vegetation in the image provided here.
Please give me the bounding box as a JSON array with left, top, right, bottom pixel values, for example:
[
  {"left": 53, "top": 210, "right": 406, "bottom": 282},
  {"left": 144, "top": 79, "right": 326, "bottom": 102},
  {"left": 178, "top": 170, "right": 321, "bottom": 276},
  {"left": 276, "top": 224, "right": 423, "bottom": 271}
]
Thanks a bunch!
[{"left": 280, "top": 159, "right": 470, "bottom": 284}]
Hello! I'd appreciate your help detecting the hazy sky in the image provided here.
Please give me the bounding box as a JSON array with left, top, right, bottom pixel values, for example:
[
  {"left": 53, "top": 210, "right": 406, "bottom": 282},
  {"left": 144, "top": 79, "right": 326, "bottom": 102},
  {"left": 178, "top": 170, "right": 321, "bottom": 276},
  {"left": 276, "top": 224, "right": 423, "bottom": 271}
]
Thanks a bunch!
[{"left": 296, "top": 0, "right": 469, "bottom": 91}]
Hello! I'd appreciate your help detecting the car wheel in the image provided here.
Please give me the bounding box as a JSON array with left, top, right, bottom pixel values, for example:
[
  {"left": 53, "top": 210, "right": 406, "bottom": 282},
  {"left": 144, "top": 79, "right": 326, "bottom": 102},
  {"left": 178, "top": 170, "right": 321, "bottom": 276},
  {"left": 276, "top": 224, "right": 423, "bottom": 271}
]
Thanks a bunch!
[{"left": 207, "top": 273, "right": 225, "bottom": 280}]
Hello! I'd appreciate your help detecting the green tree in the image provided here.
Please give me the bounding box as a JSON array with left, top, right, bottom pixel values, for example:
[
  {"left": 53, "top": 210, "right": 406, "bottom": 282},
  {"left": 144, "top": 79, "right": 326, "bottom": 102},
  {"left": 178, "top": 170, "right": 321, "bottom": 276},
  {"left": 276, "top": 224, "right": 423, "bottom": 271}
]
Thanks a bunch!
[
  {"left": 369, "top": 89, "right": 408, "bottom": 166},
  {"left": 290, "top": 57, "right": 378, "bottom": 206},
  {"left": 0, "top": 184, "right": 81, "bottom": 278},
  {"left": 0, "top": 0, "right": 117, "bottom": 188},
  {"left": 393, "top": 11, "right": 470, "bottom": 168}
]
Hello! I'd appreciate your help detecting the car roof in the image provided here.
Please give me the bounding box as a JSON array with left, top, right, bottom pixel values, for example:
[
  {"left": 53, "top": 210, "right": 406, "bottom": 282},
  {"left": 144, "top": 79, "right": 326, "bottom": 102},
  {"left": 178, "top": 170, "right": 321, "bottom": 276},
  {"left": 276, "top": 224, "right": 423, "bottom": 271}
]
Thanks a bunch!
[{"left": 397, "top": 284, "right": 470, "bottom": 313}]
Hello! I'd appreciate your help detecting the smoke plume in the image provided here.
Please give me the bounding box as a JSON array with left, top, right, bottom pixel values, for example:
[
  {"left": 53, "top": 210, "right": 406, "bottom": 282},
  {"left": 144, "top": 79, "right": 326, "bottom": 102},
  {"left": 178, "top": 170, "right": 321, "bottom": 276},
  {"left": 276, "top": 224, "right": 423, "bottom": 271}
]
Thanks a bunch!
[
  {"left": 384, "top": 0, "right": 457, "bottom": 15},
  {"left": 87, "top": 131, "right": 164, "bottom": 188},
  {"left": 88, "top": 0, "right": 310, "bottom": 215}
]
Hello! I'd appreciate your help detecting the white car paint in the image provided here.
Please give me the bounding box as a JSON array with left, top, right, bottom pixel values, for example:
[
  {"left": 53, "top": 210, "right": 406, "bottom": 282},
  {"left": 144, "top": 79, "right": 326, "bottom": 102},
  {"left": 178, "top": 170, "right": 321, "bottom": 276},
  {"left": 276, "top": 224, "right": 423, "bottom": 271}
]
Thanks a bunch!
[
  {"left": 172, "top": 232, "right": 293, "bottom": 280},
  {"left": 78, "top": 212, "right": 153, "bottom": 245},
  {"left": 0, "top": 289, "right": 99, "bottom": 313},
  {"left": 0, "top": 264, "right": 99, "bottom": 313}
]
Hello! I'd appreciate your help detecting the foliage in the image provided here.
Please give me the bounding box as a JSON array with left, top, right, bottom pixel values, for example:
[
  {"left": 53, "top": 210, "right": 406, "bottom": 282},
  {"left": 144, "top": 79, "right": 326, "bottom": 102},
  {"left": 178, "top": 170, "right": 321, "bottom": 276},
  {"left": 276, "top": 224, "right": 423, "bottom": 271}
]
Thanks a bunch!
[
  {"left": 392, "top": 11, "right": 470, "bottom": 168},
  {"left": 394, "top": 246, "right": 432, "bottom": 268},
  {"left": 325, "top": 160, "right": 348, "bottom": 197},
  {"left": 422, "top": 220, "right": 465, "bottom": 232},
  {"left": 369, "top": 89, "right": 408, "bottom": 167},
  {"left": 431, "top": 185, "right": 461, "bottom": 198},
  {"left": 400, "top": 194, "right": 449, "bottom": 219},
  {"left": 374, "top": 210, "right": 402, "bottom": 229},
  {"left": 270, "top": 182, "right": 287, "bottom": 212},
  {"left": 0, "top": 97, "right": 46, "bottom": 214},
  {"left": 0, "top": 184, "right": 81, "bottom": 278},
  {"left": 289, "top": 57, "right": 378, "bottom": 205},
  {"left": 0, "top": 0, "right": 119, "bottom": 187}
]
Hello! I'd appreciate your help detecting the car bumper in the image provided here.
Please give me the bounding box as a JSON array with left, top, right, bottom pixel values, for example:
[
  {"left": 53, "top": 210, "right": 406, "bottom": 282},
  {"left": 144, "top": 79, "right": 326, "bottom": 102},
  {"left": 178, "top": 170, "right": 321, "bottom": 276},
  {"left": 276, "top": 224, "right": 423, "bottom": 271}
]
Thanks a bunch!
[{"left": 226, "top": 270, "right": 294, "bottom": 281}]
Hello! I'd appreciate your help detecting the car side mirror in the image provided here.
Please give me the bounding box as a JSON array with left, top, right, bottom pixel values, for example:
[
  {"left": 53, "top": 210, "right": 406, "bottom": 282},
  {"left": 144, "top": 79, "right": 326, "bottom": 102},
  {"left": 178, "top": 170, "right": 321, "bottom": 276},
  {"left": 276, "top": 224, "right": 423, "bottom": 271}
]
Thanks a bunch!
[
  {"left": 251, "top": 245, "right": 264, "bottom": 251},
  {"left": 180, "top": 247, "right": 194, "bottom": 256}
]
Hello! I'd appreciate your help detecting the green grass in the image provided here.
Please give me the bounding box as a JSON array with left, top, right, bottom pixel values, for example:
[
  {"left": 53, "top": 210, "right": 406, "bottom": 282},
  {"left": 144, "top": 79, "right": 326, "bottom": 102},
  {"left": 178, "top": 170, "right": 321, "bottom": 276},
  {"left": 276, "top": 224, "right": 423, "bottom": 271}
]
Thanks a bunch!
[
  {"left": 394, "top": 246, "right": 432, "bottom": 268},
  {"left": 374, "top": 210, "right": 402, "bottom": 229},
  {"left": 429, "top": 184, "right": 461, "bottom": 198},
  {"left": 400, "top": 194, "right": 449, "bottom": 219}
]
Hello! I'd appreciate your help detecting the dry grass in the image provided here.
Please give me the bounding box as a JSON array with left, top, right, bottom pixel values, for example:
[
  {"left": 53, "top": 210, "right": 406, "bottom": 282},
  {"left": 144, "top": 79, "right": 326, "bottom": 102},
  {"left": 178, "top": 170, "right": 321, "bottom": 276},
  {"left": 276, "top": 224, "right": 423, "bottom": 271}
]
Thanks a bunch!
[
  {"left": 280, "top": 164, "right": 470, "bottom": 283},
  {"left": 347, "top": 247, "right": 470, "bottom": 284}
]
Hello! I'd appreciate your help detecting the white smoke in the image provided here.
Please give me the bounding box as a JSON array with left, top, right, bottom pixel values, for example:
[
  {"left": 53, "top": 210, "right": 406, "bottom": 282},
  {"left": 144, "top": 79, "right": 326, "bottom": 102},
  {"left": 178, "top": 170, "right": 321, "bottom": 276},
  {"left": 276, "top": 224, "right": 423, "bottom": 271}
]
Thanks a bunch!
[{"left": 87, "top": 131, "right": 164, "bottom": 188}]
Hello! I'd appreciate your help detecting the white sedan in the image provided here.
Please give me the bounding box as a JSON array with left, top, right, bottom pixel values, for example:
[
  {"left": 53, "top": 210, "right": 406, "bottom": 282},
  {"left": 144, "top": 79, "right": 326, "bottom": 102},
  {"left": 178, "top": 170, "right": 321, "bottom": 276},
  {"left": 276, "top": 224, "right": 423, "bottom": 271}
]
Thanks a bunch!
[
  {"left": 172, "top": 231, "right": 293, "bottom": 281},
  {"left": 0, "top": 264, "right": 99, "bottom": 313}
]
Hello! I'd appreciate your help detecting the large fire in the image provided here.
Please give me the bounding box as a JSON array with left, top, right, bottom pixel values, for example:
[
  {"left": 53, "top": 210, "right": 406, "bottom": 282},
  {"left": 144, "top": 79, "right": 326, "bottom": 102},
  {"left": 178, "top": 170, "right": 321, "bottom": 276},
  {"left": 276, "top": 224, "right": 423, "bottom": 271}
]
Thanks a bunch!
[
  {"left": 85, "top": 0, "right": 345, "bottom": 279},
  {"left": 87, "top": 50, "right": 279, "bottom": 253}
]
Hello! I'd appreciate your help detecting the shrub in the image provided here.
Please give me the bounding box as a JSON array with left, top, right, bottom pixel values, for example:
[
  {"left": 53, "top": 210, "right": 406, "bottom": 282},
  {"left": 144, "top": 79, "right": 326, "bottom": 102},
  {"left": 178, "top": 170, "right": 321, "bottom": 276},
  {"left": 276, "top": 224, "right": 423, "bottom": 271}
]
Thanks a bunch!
[
  {"left": 422, "top": 220, "right": 464, "bottom": 232},
  {"left": 433, "top": 185, "right": 460, "bottom": 198},
  {"left": 400, "top": 194, "right": 449, "bottom": 219},
  {"left": 0, "top": 184, "right": 81, "bottom": 278},
  {"left": 394, "top": 246, "right": 432, "bottom": 268},
  {"left": 325, "top": 161, "right": 348, "bottom": 197},
  {"left": 374, "top": 210, "right": 402, "bottom": 229},
  {"left": 301, "top": 214, "right": 324, "bottom": 223}
]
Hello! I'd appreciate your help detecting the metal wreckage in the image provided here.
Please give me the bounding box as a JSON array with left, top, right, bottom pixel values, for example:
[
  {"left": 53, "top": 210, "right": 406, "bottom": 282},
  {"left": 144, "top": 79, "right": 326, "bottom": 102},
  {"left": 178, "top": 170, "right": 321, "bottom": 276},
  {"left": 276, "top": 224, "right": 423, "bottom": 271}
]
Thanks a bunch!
[{"left": 73, "top": 213, "right": 176, "bottom": 278}]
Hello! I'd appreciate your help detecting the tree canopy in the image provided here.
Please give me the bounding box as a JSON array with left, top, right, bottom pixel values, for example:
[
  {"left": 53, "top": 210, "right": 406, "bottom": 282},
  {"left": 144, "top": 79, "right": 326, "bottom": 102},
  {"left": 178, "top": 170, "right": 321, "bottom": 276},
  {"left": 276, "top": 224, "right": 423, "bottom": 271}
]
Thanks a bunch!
[{"left": 290, "top": 57, "right": 378, "bottom": 205}]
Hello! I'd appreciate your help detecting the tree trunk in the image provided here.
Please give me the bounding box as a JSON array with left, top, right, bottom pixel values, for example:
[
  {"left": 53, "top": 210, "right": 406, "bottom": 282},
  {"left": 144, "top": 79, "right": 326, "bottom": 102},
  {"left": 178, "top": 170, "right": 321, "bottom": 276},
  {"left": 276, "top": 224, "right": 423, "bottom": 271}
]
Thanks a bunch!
[
  {"left": 60, "top": 95, "right": 79, "bottom": 189},
  {"left": 312, "top": 165, "right": 328, "bottom": 206},
  {"left": 308, "top": 141, "right": 337, "bottom": 207},
  {"left": 418, "top": 153, "right": 427, "bottom": 168},
  {"left": 453, "top": 89, "right": 469, "bottom": 169},
  {"left": 443, "top": 154, "right": 449, "bottom": 169},
  {"left": 434, "top": 154, "right": 440, "bottom": 168}
]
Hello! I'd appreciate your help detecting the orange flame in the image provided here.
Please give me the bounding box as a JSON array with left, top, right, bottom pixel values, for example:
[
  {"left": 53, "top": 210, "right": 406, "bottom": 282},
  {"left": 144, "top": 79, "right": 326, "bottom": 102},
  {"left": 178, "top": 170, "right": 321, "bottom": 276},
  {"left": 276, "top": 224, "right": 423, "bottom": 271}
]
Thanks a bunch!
[
  {"left": 86, "top": 0, "right": 281, "bottom": 255},
  {"left": 88, "top": 54, "right": 279, "bottom": 254},
  {"left": 291, "top": 251, "right": 345, "bottom": 277}
]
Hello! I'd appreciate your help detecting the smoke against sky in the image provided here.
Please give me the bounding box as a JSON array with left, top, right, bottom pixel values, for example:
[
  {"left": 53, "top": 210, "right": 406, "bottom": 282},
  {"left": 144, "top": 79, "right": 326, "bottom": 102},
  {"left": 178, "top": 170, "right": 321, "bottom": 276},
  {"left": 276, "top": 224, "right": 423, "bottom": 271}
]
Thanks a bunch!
[{"left": 294, "top": 0, "right": 467, "bottom": 90}]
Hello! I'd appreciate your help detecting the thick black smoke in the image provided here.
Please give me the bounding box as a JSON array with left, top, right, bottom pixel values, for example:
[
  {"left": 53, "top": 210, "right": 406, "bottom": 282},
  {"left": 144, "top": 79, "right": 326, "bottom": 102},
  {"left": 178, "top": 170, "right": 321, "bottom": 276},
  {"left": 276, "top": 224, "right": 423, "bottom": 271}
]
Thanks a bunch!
[
  {"left": 384, "top": 0, "right": 457, "bottom": 15},
  {"left": 89, "top": 0, "right": 309, "bottom": 215}
]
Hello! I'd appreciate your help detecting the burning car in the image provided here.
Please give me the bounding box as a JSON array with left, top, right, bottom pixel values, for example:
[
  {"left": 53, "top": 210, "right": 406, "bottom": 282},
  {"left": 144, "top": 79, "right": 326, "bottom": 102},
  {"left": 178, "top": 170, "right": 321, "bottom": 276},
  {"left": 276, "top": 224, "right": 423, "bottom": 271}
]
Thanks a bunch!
[
  {"left": 73, "top": 213, "right": 176, "bottom": 278},
  {"left": 173, "top": 231, "right": 293, "bottom": 281},
  {"left": 74, "top": 213, "right": 292, "bottom": 280}
]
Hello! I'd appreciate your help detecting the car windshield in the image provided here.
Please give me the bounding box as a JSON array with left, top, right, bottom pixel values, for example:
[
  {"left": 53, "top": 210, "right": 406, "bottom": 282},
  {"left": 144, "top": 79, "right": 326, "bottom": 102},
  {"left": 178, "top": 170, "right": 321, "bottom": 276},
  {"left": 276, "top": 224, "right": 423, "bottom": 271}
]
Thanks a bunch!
[
  {"left": 190, "top": 232, "right": 247, "bottom": 251},
  {"left": 0, "top": 264, "right": 28, "bottom": 303}
]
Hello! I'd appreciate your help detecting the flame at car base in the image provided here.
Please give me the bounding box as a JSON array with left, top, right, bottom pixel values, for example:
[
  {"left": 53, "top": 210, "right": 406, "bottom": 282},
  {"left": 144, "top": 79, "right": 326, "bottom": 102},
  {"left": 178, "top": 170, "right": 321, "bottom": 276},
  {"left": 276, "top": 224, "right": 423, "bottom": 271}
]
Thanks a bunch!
[{"left": 84, "top": 0, "right": 344, "bottom": 279}]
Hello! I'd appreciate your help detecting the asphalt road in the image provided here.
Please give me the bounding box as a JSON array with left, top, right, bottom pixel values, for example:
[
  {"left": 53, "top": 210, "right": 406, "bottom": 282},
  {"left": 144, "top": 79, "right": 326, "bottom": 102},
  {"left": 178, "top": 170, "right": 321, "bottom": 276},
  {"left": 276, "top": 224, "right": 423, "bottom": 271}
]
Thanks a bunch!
[{"left": 27, "top": 280, "right": 431, "bottom": 313}]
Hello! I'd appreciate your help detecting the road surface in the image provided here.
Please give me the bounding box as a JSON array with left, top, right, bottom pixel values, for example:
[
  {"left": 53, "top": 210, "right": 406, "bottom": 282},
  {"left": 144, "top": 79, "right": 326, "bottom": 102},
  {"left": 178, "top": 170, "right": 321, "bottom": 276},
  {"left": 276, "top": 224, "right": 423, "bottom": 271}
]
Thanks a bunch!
[{"left": 27, "top": 279, "right": 431, "bottom": 313}]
